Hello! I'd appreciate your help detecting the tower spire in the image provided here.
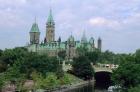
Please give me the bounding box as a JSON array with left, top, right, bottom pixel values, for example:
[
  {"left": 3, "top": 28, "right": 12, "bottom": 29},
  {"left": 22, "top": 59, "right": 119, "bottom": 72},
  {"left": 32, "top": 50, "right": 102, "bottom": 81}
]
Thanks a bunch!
[
  {"left": 70, "top": 31, "right": 73, "bottom": 36},
  {"left": 47, "top": 8, "right": 54, "bottom": 23},
  {"left": 81, "top": 30, "right": 87, "bottom": 43},
  {"left": 46, "top": 8, "right": 55, "bottom": 43},
  {"left": 98, "top": 37, "right": 102, "bottom": 51}
]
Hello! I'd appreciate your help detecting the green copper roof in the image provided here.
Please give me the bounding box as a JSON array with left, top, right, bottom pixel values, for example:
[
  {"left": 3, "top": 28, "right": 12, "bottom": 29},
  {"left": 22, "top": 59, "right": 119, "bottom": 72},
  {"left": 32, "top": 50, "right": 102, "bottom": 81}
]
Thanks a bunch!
[
  {"left": 30, "top": 22, "right": 40, "bottom": 32},
  {"left": 47, "top": 9, "right": 54, "bottom": 23}
]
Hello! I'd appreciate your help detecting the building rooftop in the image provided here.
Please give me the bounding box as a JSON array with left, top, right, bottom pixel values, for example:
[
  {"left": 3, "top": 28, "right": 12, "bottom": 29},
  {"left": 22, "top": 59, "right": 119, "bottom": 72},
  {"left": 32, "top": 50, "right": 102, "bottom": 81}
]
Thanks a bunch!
[{"left": 30, "top": 23, "right": 40, "bottom": 33}]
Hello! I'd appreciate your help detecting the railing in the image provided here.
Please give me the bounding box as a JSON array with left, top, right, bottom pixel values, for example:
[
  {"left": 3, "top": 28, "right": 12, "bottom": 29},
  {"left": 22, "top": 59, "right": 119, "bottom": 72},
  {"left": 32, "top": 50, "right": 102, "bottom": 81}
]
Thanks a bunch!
[
  {"left": 93, "top": 66, "right": 112, "bottom": 73},
  {"left": 93, "top": 64, "right": 119, "bottom": 73}
]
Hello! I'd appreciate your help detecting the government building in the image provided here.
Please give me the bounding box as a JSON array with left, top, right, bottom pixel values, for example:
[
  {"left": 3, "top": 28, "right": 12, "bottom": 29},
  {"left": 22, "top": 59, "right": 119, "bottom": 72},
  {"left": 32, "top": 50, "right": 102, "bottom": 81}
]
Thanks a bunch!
[{"left": 27, "top": 9, "right": 102, "bottom": 59}]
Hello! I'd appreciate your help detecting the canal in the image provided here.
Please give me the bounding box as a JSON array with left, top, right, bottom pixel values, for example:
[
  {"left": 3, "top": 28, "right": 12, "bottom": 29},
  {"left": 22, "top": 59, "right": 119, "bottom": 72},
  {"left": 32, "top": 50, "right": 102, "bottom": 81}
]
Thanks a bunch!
[
  {"left": 65, "top": 84, "right": 108, "bottom": 92},
  {"left": 66, "top": 71, "right": 112, "bottom": 92}
]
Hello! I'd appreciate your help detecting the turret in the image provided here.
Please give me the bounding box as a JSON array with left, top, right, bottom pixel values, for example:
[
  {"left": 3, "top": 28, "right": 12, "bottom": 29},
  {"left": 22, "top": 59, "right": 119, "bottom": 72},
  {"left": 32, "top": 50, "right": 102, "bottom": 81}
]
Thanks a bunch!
[
  {"left": 66, "top": 35, "right": 76, "bottom": 59},
  {"left": 81, "top": 31, "right": 87, "bottom": 44},
  {"left": 58, "top": 36, "right": 61, "bottom": 43},
  {"left": 68, "top": 35, "right": 75, "bottom": 46},
  {"left": 98, "top": 37, "right": 102, "bottom": 51},
  {"left": 30, "top": 21, "right": 40, "bottom": 44}
]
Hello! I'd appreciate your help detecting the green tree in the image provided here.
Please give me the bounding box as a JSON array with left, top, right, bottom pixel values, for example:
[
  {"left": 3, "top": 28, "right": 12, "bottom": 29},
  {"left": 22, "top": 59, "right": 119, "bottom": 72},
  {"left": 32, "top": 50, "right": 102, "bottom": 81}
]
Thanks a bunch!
[
  {"left": 19, "top": 53, "right": 59, "bottom": 77},
  {"left": 45, "top": 73, "right": 58, "bottom": 89},
  {"left": 135, "top": 49, "right": 140, "bottom": 64},
  {"left": 56, "top": 65, "right": 64, "bottom": 79},
  {"left": 0, "top": 61, "right": 7, "bottom": 73},
  {"left": 76, "top": 46, "right": 88, "bottom": 56},
  {"left": 0, "top": 73, "right": 5, "bottom": 89},
  {"left": 4, "top": 60, "right": 26, "bottom": 84},
  {"left": 112, "top": 61, "right": 140, "bottom": 88},
  {"left": 0, "top": 47, "right": 28, "bottom": 66},
  {"left": 101, "top": 50, "right": 115, "bottom": 64},
  {"left": 128, "top": 85, "right": 140, "bottom": 92},
  {"left": 58, "top": 50, "right": 66, "bottom": 60},
  {"left": 85, "top": 49, "right": 100, "bottom": 64},
  {"left": 0, "top": 47, "right": 61, "bottom": 89},
  {"left": 0, "top": 49, "right": 2, "bottom": 56},
  {"left": 72, "top": 56, "right": 94, "bottom": 80},
  {"left": 0, "top": 60, "right": 26, "bottom": 90}
]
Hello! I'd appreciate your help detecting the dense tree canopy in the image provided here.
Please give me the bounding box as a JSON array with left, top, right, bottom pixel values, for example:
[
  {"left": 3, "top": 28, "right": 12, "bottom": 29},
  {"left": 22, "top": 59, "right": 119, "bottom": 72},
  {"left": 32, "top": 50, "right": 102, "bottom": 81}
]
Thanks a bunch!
[
  {"left": 0, "top": 47, "right": 63, "bottom": 90},
  {"left": 99, "top": 50, "right": 115, "bottom": 64},
  {"left": 128, "top": 85, "right": 140, "bottom": 92},
  {"left": 18, "top": 53, "right": 59, "bottom": 77},
  {"left": 135, "top": 49, "right": 140, "bottom": 64},
  {"left": 85, "top": 49, "right": 100, "bottom": 64},
  {"left": 76, "top": 46, "right": 88, "bottom": 56},
  {"left": 112, "top": 49, "right": 140, "bottom": 90},
  {"left": 58, "top": 50, "right": 66, "bottom": 60},
  {"left": 0, "top": 47, "right": 28, "bottom": 66},
  {"left": 1, "top": 46, "right": 140, "bottom": 91},
  {"left": 112, "top": 61, "right": 140, "bottom": 88},
  {"left": 72, "top": 56, "right": 94, "bottom": 80},
  {"left": 0, "top": 49, "right": 2, "bottom": 56}
]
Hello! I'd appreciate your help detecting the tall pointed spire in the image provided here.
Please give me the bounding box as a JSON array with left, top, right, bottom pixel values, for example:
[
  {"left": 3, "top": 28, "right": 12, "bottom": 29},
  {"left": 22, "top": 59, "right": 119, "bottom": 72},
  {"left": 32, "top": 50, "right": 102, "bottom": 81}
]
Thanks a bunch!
[
  {"left": 30, "top": 17, "right": 40, "bottom": 44},
  {"left": 47, "top": 9, "right": 54, "bottom": 23},
  {"left": 98, "top": 37, "right": 102, "bottom": 51},
  {"left": 46, "top": 8, "right": 55, "bottom": 43},
  {"left": 30, "top": 17, "right": 40, "bottom": 32},
  {"left": 81, "top": 30, "right": 87, "bottom": 43}
]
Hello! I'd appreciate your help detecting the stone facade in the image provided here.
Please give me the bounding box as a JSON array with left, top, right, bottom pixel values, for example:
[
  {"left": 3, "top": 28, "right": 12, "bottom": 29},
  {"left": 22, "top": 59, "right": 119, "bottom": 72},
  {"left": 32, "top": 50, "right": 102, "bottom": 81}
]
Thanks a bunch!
[
  {"left": 30, "top": 22, "right": 40, "bottom": 44},
  {"left": 45, "top": 9, "right": 55, "bottom": 43},
  {"left": 98, "top": 37, "right": 102, "bottom": 51}
]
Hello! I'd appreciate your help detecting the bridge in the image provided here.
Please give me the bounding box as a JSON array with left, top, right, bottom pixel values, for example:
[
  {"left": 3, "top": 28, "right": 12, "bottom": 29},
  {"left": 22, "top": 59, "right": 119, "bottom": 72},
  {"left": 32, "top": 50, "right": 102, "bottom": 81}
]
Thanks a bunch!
[
  {"left": 62, "top": 62, "right": 118, "bottom": 88},
  {"left": 93, "top": 66, "right": 112, "bottom": 73},
  {"left": 62, "top": 62, "right": 117, "bottom": 73}
]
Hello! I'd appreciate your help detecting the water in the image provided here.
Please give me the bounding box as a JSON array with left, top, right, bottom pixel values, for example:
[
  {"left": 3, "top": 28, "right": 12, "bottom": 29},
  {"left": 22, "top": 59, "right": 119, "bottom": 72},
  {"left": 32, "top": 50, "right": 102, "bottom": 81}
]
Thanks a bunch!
[
  {"left": 58, "top": 71, "right": 112, "bottom": 92},
  {"left": 65, "top": 84, "right": 108, "bottom": 92}
]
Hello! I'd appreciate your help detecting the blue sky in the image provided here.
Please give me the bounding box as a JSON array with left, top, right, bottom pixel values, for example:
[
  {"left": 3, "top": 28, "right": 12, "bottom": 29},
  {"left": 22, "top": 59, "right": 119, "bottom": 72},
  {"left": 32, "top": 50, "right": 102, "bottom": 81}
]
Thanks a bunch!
[{"left": 0, "top": 0, "right": 140, "bottom": 53}]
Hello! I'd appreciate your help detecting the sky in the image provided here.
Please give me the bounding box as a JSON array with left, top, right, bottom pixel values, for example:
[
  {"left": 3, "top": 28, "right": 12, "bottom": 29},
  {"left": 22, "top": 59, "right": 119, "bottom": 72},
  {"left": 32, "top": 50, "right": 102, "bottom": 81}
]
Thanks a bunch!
[{"left": 0, "top": 0, "right": 140, "bottom": 53}]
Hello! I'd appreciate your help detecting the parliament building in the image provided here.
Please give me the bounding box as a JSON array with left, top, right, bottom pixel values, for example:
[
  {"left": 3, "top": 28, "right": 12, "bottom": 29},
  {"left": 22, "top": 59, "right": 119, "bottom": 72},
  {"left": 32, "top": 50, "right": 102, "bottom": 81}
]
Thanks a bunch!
[{"left": 27, "top": 9, "right": 102, "bottom": 59}]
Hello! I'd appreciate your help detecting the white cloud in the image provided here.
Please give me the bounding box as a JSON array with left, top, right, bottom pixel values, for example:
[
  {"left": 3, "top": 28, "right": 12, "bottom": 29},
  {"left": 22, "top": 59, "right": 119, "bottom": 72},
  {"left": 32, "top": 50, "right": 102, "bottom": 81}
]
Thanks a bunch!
[
  {"left": 0, "top": 0, "right": 140, "bottom": 53},
  {"left": 88, "top": 17, "right": 120, "bottom": 28},
  {"left": 123, "top": 13, "right": 140, "bottom": 24},
  {"left": 0, "top": 0, "right": 27, "bottom": 5},
  {"left": 0, "top": 10, "right": 26, "bottom": 28}
]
